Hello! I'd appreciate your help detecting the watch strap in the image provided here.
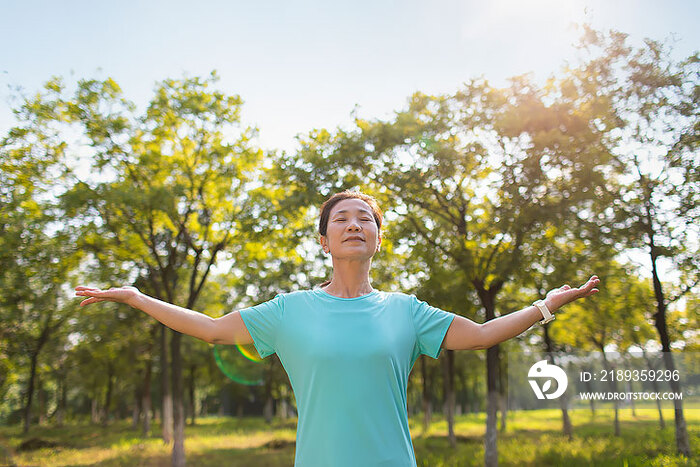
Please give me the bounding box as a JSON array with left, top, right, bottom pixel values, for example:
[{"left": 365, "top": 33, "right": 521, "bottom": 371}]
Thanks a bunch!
[{"left": 534, "top": 299, "right": 555, "bottom": 324}]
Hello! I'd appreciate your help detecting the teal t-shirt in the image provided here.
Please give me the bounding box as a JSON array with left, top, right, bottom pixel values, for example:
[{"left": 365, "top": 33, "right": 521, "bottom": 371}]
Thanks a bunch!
[{"left": 238, "top": 288, "right": 456, "bottom": 467}]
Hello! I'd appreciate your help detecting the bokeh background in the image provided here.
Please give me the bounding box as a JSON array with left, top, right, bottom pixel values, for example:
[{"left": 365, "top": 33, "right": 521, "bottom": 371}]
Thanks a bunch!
[{"left": 1, "top": 1, "right": 698, "bottom": 465}]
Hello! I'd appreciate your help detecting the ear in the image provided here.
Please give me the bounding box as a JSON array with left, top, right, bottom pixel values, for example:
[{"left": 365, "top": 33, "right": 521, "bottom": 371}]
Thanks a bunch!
[{"left": 319, "top": 234, "right": 329, "bottom": 253}]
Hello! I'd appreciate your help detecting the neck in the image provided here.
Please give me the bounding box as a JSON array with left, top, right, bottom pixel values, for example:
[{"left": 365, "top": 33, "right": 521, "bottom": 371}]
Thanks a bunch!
[{"left": 322, "top": 258, "right": 374, "bottom": 298}]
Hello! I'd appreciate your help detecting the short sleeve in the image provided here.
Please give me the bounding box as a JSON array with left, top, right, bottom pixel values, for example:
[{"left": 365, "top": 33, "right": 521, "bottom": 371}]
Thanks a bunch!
[
  {"left": 238, "top": 293, "right": 285, "bottom": 359},
  {"left": 410, "top": 295, "right": 456, "bottom": 359}
]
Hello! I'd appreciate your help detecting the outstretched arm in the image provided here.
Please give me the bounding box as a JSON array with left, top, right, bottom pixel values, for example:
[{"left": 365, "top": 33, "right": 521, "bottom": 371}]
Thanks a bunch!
[
  {"left": 75, "top": 286, "right": 254, "bottom": 345},
  {"left": 441, "top": 276, "right": 600, "bottom": 351}
]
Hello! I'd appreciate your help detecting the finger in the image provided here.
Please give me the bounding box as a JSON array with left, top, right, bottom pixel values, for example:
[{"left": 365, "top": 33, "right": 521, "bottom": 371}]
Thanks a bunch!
[
  {"left": 75, "top": 286, "right": 102, "bottom": 291},
  {"left": 75, "top": 291, "right": 101, "bottom": 297},
  {"left": 76, "top": 290, "right": 104, "bottom": 297},
  {"left": 86, "top": 296, "right": 108, "bottom": 304}
]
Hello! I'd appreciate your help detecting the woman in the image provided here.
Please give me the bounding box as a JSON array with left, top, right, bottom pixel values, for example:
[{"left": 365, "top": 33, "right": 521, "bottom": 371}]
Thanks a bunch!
[{"left": 75, "top": 189, "right": 600, "bottom": 467}]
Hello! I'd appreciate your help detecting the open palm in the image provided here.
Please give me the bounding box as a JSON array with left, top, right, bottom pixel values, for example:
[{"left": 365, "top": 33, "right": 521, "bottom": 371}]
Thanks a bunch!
[
  {"left": 544, "top": 275, "right": 600, "bottom": 312},
  {"left": 74, "top": 286, "right": 141, "bottom": 307}
]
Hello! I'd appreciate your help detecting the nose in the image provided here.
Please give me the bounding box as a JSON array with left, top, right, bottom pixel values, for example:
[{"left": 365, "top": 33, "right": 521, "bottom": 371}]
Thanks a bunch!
[{"left": 347, "top": 219, "right": 361, "bottom": 231}]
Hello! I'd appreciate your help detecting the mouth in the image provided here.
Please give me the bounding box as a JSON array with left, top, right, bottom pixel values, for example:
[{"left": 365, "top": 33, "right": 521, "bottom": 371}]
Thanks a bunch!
[{"left": 344, "top": 237, "right": 365, "bottom": 242}]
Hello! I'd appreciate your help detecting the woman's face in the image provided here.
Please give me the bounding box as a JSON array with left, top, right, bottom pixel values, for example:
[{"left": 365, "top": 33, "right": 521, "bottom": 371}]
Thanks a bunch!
[{"left": 320, "top": 198, "right": 381, "bottom": 260}]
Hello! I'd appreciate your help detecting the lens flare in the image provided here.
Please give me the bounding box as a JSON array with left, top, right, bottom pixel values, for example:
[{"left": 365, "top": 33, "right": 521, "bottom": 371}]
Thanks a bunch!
[{"left": 213, "top": 343, "right": 265, "bottom": 385}]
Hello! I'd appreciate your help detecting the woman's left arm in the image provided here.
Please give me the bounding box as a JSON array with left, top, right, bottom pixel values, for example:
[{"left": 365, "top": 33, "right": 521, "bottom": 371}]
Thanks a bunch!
[{"left": 442, "top": 276, "right": 600, "bottom": 351}]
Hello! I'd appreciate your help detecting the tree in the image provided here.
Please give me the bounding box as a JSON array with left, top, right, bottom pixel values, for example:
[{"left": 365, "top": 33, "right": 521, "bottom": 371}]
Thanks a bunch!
[
  {"left": 57, "top": 72, "right": 281, "bottom": 466},
  {"left": 0, "top": 80, "right": 84, "bottom": 433},
  {"left": 573, "top": 27, "right": 698, "bottom": 457}
]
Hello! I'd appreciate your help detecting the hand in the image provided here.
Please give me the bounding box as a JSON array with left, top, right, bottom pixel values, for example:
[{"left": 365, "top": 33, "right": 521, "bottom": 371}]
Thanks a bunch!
[
  {"left": 543, "top": 275, "right": 600, "bottom": 313},
  {"left": 74, "top": 286, "right": 141, "bottom": 308}
]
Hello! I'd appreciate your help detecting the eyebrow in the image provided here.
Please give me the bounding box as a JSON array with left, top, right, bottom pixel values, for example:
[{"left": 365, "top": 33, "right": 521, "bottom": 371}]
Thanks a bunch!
[{"left": 332, "top": 209, "right": 373, "bottom": 217}]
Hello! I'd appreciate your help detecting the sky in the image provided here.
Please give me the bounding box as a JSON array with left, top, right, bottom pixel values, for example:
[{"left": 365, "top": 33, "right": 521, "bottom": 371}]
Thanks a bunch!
[{"left": 1, "top": 0, "right": 698, "bottom": 154}]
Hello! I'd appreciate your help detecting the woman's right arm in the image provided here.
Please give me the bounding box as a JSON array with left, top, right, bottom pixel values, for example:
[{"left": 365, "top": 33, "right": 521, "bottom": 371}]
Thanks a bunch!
[{"left": 75, "top": 286, "right": 253, "bottom": 345}]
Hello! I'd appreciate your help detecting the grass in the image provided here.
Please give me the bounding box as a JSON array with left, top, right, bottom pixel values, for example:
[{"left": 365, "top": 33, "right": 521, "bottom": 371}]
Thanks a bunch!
[{"left": 0, "top": 408, "right": 697, "bottom": 466}]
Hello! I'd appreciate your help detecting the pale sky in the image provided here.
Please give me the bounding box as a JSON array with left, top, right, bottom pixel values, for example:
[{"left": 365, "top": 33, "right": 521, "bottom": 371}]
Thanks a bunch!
[{"left": 1, "top": 0, "right": 697, "bottom": 153}]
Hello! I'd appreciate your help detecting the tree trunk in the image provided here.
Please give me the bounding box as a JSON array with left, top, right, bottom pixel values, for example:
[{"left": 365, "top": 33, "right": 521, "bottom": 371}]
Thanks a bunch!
[
  {"left": 661, "top": 350, "right": 690, "bottom": 457},
  {"left": 276, "top": 383, "right": 291, "bottom": 419},
  {"left": 651, "top": 285, "right": 690, "bottom": 454},
  {"left": 277, "top": 398, "right": 288, "bottom": 419},
  {"left": 263, "top": 365, "right": 274, "bottom": 424},
  {"left": 471, "top": 377, "right": 479, "bottom": 413},
  {"left": 498, "top": 356, "right": 507, "bottom": 434},
  {"left": 142, "top": 356, "right": 153, "bottom": 437},
  {"left": 645, "top": 354, "right": 665, "bottom": 429},
  {"left": 263, "top": 398, "right": 274, "bottom": 424},
  {"left": 626, "top": 379, "right": 637, "bottom": 417},
  {"left": 647, "top": 211, "right": 691, "bottom": 457},
  {"left": 421, "top": 357, "right": 432, "bottom": 434},
  {"left": 543, "top": 326, "right": 573, "bottom": 439},
  {"left": 600, "top": 351, "right": 620, "bottom": 436},
  {"left": 161, "top": 324, "right": 173, "bottom": 443},
  {"left": 553, "top": 355, "right": 573, "bottom": 441},
  {"left": 56, "top": 369, "right": 67, "bottom": 427},
  {"left": 188, "top": 364, "right": 196, "bottom": 426},
  {"left": 457, "top": 366, "right": 468, "bottom": 415},
  {"left": 171, "top": 330, "right": 186, "bottom": 467},
  {"left": 474, "top": 279, "right": 502, "bottom": 467},
  {"left": 583, "top": 365, "right": 596, "bottom": 416},
  {"left": 498, "top": 393, "right": 506, "bottom": 434},
  {"left": 37, "top": 376, "right": 46, "bottom": 426},
  {"left": 91, "top": 398, "right": 100, "bottom": 424},
  {"left": 139, "top": 339, "right": 153, "bottom": 437},
  {"left": 132, "top": 380, "right": 142, "bottom": 430},
  {"left": 485, "top": 345, "right": 499, "bottom": 467},
  {"left": 559, "top": 394, "right": 573, "bottom": 440},
  {"left": 442, "top": 349, "right": 456, "bottom": 448},
  {"left": 655, "top": 397, "right": 665, "bottom": 429},
  {"left": 103, "top": 363, "right": 114, "bottom": 425},
  {"left": 22, "top": 350, "right": 39, "bottom": 434}
]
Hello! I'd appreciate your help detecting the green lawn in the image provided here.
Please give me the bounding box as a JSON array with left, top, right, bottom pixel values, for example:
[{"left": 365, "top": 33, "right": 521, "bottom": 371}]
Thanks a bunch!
[{"left": 0, "top": 408, "right": 697, "bottom": 466}]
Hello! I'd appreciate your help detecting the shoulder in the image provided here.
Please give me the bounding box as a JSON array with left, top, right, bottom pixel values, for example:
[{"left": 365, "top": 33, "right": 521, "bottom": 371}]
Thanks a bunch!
[
  {"left": 270, "top": 289, "right": 306, "bottom": 303},
  {"left": 376, "top": 290, "right": 417, "bottom": 309},
  {"left": 276, "top": 289, "right": 318, "bottom": 306},
  {"left": 385, "top": 291, "right": 418, "bottom": 303},
  {"left": 385, "top": 291, "right": 414, "bottom": 301},
  {"left": 284, "top": 289, "right": 316, "bottom": 299}
]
